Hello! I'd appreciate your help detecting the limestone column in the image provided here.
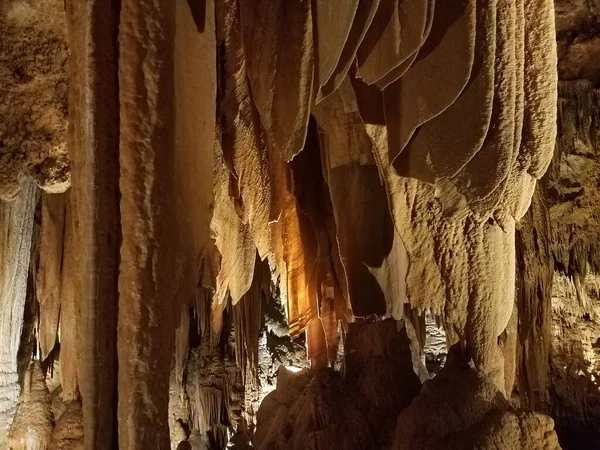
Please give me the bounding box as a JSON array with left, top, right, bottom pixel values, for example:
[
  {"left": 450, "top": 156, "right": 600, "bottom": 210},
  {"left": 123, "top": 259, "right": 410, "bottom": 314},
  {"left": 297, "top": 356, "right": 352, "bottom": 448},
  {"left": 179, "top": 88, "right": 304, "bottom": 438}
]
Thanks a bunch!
[{"left": 65, "top": 1, "right": 121, "bottom": 447}]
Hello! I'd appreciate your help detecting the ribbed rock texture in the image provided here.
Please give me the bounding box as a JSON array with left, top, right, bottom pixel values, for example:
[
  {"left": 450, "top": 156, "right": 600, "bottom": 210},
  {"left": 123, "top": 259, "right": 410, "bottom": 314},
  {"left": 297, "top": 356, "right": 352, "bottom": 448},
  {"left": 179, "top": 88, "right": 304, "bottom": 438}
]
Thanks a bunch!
[
  {"left": 8, "top": 362, "right": 54, "bottom": 450},
  {"left": 0, "top": 181, "right": 36, "bottom": 446},
  {"left": 2, "top": 0, "right": 592, "bottom": 448}
]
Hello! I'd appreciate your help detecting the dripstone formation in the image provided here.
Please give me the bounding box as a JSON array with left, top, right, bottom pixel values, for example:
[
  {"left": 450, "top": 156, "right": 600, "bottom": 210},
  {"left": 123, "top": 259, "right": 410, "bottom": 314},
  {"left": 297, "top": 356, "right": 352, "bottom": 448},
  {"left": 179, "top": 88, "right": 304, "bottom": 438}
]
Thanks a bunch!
[{"left": 0, "top": 0, "right": 598, "bottom": 449}]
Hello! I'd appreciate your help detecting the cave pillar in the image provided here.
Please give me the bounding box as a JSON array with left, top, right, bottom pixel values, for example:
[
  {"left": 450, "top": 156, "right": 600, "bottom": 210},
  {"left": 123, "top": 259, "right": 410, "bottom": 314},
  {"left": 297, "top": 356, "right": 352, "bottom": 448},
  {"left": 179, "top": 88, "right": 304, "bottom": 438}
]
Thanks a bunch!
[
  {"left": 118, "top": 0, "right": 215, "bottom": 446},
  {"left": 65, "top": 1, "right": 120, "bottom": 447},
  {"left": 117, "top": 0, "right": 176, "bottom": 446}
]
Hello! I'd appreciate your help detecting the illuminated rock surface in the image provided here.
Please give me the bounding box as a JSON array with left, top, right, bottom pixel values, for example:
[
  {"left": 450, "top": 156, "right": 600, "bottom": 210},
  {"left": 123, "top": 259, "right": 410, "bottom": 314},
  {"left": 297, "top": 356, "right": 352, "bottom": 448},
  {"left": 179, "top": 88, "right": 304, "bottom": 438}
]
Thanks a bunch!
[{"left": 0, "top": 0, "right": 598, "bottom": 449}]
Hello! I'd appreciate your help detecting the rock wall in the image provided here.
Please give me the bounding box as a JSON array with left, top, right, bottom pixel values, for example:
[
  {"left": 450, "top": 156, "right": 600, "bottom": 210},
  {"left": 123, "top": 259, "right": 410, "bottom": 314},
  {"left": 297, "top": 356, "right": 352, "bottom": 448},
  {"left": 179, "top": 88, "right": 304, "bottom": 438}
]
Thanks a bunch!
[{"left": 547, "top": 79, "right": 600, "bottom": 448}]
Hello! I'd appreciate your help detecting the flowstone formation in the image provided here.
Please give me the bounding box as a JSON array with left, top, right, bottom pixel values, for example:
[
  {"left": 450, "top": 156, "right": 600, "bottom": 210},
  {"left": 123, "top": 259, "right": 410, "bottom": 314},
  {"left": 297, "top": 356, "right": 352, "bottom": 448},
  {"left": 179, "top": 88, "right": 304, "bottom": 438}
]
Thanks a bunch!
[
  {"left": 0, "top": 0, "right": 599, "bottom": 449},
  {"left": 0, "top": 0, "right": 70, "bottom": 200}
]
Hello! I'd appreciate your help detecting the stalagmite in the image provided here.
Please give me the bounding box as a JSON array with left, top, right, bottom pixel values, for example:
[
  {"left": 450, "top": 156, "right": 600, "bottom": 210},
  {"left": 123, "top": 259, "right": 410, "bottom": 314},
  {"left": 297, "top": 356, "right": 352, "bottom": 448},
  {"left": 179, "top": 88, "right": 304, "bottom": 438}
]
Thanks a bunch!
[
  {"left": 0, "top": 181, "right": 36, "bottom": 445},
  {"left": 8, "top": 361, "right": 54, "bottom": 450},
  {"left": 50, "top": 401, "right": 83, "bottom": 450},
  {"left": 255, "top": 320, "right": 421, "bottom": 450},
  {"left": 393, "top": 348, "right": 560, "bottom": 450}
]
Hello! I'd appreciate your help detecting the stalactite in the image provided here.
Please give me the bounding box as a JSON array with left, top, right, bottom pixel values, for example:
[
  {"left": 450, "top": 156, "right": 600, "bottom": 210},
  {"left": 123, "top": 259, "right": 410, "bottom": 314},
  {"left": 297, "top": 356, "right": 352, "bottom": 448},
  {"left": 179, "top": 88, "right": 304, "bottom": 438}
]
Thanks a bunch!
[
  {"left": 356, "top": 82, "right": 455, "bottom": 324},
  {"left": 288, "top": 119, "right": 351, "bottom": 361},
  {"left": 515, "top": 184, "right": 553, "bottom": 408},
  {"left": 0, "top": 0, "right": 70, "bottom": 201},
  {"left": 495, "top": 0, "right": 558, "bottom": 224},
  {"left": 238, "top": 0, "right": 314, "bottom": 162},
  {"left": 280, "top": 195, "right": 319, "bottom": 338},
  {"left": 211, "top": 127, "right": 256, "bottom": 333},
  {"left": 233, "top": 257, "right": 269, "bottom": 385},
  {"left": 546, "top": 79, "right": 600, "bottom": 446},
  {"left": 186, "top": 313, "right": 243, "bottom": 447},
  {"left": 312, "top": 0, "right": 359, "bottom": 102},
  {"left": 64, "top": 1, "right": 120, "bottom": 446},
  {"left": 356, "top": 0, "right": 430, "bottom": 86},
  {"left": 2, "top": 0, "right": 566, "bottom": 445},
  {"left": 390, "top": 0, "right": 496, "bottom": 185},
  {"left": 214, "top": 0, "right": 271, "bottom": 262},
  {"left": 551, "top": 80, "right": 600, "bottom": 280},
  {"left": 36, "top": 194, "right": 66, "bottom": 360},
  {"left": 314, "top": 90, "right": 408, "bottom": 320},
  {"left": 17, "top": 241, "right": 39, "bottom": 389},
  {"left": 173, "top": 0, "right": 217, "bottom": 307},
  {"left": 175, "top": 304, "right": 191, "bottom": 398},
  {"left": 317, "top": 0, "right": 380, "bottom": 101},
  {"left": 500, "top": 302, "right": 518, "bottom": 397},
  {"left": 0, "top": 180, "right": 37, "bottom": 445},
  {"left": 453, "top": 0, "right": 517, "bottom": 219},
  {"left": 381, "top": 0, "right": 476, "bottom": 154},
  {"left": 58, "top": 195, "right": 78, "bottom": 402}
]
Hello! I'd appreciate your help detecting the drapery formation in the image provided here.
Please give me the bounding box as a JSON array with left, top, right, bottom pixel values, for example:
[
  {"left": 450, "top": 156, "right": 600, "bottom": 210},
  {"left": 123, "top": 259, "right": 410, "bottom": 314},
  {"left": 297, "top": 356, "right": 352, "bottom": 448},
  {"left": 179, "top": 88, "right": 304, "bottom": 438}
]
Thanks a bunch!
[
  {"left": 0, "top": 0, "right": 558, "bottom": 447},
  {"left": 0, "top": 181, "right": 36, "bottom": 444},
  {"left": 210, "top": 0, "right": 556, "bottom": 387}
]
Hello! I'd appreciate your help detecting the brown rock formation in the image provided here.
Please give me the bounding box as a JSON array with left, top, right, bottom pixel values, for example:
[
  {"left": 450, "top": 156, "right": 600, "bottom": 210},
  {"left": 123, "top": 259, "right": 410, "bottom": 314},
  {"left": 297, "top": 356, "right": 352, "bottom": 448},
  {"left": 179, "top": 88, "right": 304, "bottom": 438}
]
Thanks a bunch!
[
  {"left": 65, "top": 1, "right": 120, "bottom": 447},
  {"left": 0, "top": 180, "right": 37, "bottom": 445},
  {"left": 547, "top": 79, "right": 600, "bottom": 448},
  {"left": 50, "top": 401, "right": 83, "bottom": 450},
  {"left": 0, "top": 0, "right": 70, "bottom": 201},
  {"left": 4, "top": 0, "right": 597, "bottom": 448},
  {"left": 8, "top": 361, "right": 54, "bottom": 450},
  {"left": 255, "top": 320, "right": 421, "bottom": 450},
  {"left": 393, "top": 348, "right": 560, "bottom": 449}
]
